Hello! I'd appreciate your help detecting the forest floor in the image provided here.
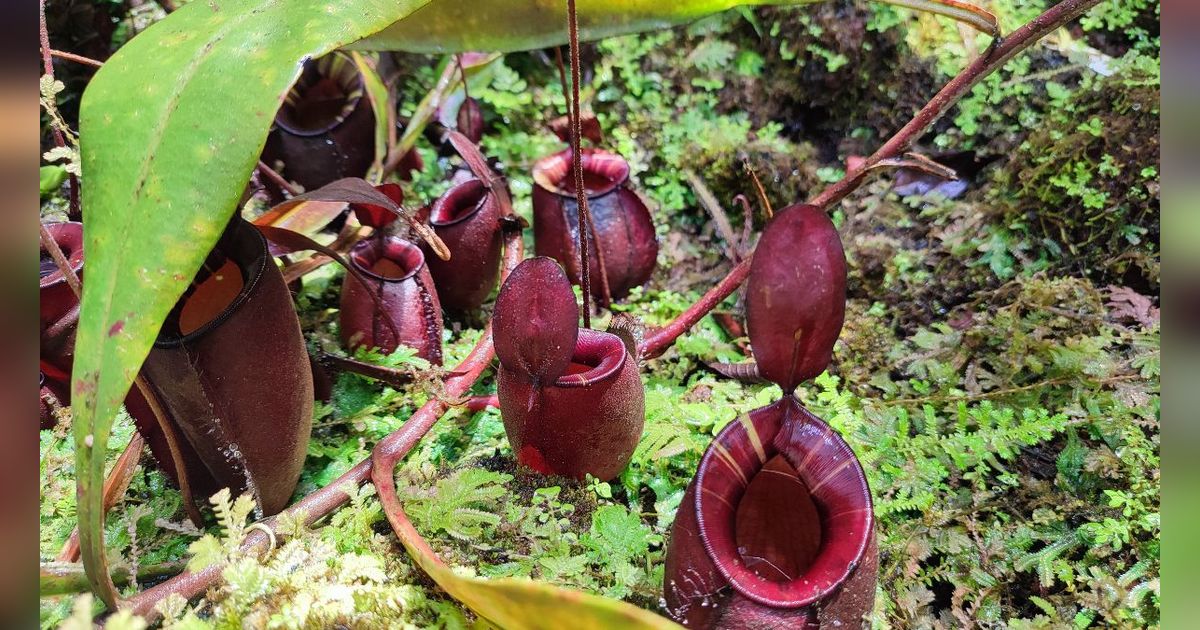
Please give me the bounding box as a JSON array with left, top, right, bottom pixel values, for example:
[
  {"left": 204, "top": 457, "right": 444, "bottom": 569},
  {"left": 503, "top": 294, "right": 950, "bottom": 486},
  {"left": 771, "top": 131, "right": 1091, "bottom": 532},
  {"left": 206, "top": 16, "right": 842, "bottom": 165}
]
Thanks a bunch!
[{"left": 40, "top": 0, "right": 1159, "bottom": 627}]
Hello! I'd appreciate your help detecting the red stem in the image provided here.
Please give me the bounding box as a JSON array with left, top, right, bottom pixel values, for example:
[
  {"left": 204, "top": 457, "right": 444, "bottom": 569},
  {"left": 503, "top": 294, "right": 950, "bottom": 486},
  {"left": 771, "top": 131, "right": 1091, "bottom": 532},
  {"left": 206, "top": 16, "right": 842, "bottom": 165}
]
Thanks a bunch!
[
  {"left": 50, "top": 49, "right": 103, "bottom": 68},
  {"left": 639, "top": 256, "right": 752, "bottom": 359}
]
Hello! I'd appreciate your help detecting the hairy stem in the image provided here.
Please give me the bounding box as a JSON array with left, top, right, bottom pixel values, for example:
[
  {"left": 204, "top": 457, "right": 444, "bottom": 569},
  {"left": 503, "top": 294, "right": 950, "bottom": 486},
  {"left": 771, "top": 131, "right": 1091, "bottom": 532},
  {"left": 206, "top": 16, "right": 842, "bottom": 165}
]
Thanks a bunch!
[
  {"left": 567, "top": 0, "right": 593, "bottom": 326},
  {"left": 49, "top": 49, "right": 104, "bottom": 68}
]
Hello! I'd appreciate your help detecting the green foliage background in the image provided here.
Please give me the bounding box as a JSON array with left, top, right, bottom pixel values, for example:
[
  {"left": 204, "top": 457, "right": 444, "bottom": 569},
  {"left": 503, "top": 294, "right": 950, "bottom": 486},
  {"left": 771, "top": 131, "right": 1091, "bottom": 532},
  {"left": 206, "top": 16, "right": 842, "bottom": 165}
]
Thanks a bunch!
[{"left": 41, "top": 0, "right": 1159, "bottom": 627}]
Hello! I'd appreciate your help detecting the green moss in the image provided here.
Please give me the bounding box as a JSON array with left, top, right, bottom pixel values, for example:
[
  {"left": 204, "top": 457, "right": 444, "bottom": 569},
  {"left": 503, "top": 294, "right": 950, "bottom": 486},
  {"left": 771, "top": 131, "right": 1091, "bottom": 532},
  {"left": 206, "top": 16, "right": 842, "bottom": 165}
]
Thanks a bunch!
[{"left": 994, "top": 62, "right": 1160, "bottom": 286}]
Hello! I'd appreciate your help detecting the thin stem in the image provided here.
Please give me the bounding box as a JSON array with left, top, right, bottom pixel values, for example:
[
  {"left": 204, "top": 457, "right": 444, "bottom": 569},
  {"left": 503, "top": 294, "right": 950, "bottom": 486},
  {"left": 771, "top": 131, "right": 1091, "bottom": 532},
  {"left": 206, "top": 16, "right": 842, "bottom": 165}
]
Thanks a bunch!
[
  {"left": 554, "top": 46, "right": 570, "bottom": 119},
  {"left": 456, "top": 54, "right": 470, "bottom": 101},
  {"left": 256, "top": 160, "right": 300, "bottom": 197},
  {"left": 49, "top": 49, "right": 103, "bottom": 68},
  {"left": 39, "top": 224, "right": 82, "bottom": 298},
  {"left": 639, "top": 256, "right": 752, "bottom": 359},
  {"left": 39, "top": 0, "right": 81, "bottom": 219},
  {"left": 566, "top": 0, "right": 593, "bottom": 327},
  {"left": 685, "top": 169, "right": 741, "bottom": 263}
]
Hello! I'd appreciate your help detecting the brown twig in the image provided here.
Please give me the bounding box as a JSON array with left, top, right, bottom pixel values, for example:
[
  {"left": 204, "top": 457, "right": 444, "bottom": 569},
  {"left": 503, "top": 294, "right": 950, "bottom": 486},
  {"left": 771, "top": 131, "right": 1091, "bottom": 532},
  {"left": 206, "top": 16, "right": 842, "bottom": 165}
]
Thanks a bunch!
[
  {"left": 58, "top": 433, "right": 145, "bottom": 562},
  {"left": 49, "top": 49, "right": 104, "bottom": 68},
  {"left": 684, "top": 169, "right": 741, "bottom": 263},
  {"left": 256, "top": 160, "right": 301, "bottom": 197}
]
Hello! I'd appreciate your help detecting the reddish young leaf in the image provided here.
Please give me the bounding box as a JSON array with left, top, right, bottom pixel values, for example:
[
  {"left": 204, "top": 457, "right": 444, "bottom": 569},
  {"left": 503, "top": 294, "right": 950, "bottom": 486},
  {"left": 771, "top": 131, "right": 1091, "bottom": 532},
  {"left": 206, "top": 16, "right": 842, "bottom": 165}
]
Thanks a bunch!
[
  {"left": 456, "top": 97, "right": 484, "bottom": 144},
  {"left": 492, "top": 257, "right": 578, "bottom": 383},
  {"left": 350, "top": 182, "right": 404, "bottom": 229},
  {"left": 745, "top": 204, "right": 847, "bottom": 392}
]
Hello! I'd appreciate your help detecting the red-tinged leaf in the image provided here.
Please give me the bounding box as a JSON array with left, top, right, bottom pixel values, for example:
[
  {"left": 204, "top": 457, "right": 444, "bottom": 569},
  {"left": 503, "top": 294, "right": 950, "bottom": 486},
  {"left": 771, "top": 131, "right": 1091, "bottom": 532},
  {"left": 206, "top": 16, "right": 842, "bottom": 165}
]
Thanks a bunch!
[
  {"left": 745, "top": 204, "right": 846, "bottom": 391},
  {"left": 255, "top": 224, "right": 399, "bottom": 344},
  {"left": 253, "top": 199, "right": 347, "bottom": 233},
  {"left": 492, "top": 257, "right": 578, "bottom": 383},
  {"left": 351, "top": 182, "right": 404, "bottom": 229},
  {"left": 293, "top": 177, "right": 449, "bottom": 259}
]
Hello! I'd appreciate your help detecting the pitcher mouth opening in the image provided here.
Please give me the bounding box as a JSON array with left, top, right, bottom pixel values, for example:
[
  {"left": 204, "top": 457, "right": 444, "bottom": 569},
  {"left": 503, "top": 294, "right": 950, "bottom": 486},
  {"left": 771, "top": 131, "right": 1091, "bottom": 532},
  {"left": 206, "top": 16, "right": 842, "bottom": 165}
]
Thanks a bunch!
[
  {"left": 275, "top": 53, "right": 364, "bottom": 136},
  {"left": 157, "top": 218, "right": 266, "bottom": 346},
  {"left": 430, "top": 179, "right": 488, "bottom": 227},
  {"left": 533, "top": 149, "right": 630, "bottom": 199},
  {"left": 694, "top": 397, "right": 873, "bottom": 608},
  {"left": 554, "top": 329, "right": 627, "bottom": 387},
  {"left": 349, "top": 236, "right": 426, "bottom": 282},
  {"left": 40, "top": 222, "right": 84, "bottom": 289}
]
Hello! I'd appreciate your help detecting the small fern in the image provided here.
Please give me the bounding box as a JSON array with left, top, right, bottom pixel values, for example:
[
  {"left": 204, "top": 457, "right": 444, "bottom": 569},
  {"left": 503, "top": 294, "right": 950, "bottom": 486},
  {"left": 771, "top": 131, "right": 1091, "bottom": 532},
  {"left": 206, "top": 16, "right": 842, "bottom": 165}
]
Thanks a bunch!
[{"left": 401, "top": 468, "right": 512, "bottom": 541}]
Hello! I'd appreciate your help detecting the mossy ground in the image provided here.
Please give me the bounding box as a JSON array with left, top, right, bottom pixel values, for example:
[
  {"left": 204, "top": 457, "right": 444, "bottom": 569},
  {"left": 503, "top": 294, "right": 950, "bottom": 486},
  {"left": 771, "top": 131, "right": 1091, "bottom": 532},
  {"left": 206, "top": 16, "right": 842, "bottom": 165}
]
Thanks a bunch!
[{"left": 41, "top": 1, "right": 1159, "bottom": 627}]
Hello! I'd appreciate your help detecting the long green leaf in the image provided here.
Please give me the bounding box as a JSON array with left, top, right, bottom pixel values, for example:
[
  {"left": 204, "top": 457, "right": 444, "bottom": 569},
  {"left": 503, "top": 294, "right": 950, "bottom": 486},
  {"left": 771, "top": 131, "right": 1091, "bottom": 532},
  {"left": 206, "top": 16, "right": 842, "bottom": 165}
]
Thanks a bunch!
[
  {"left": 74, "top": 0, "right": 432, "bottom": 607},
  {"left": 387, "top": 499, "right": 683, "bottom": 629},
  {"left": 352, "top": 0, "right": 995, "bottom": 53}
]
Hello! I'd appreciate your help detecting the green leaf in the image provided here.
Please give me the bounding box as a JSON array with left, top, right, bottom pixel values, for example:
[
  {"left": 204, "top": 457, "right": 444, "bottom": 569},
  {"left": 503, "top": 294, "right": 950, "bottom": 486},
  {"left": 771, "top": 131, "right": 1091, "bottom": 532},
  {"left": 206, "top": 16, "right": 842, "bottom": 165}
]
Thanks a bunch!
[
  {"left": 352, "top": 0, "right": 996, "bottom": 53},
  {"left": 405, "top": 539, "right": 682, "bottom": 630},
  {"left": 40, "top": 165, "right": 67, "bottom": 198},
  {"left": 73, "top": 0, "right": 434, "bottom": 607},
  {"left": 584, "top": 505, "right": 651, "bottom": 565}
]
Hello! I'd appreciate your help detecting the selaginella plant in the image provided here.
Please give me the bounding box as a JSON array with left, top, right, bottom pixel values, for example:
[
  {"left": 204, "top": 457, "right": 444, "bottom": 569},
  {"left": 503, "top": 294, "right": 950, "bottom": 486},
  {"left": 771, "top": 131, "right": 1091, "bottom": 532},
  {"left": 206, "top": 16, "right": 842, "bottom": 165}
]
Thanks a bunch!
[{"left": 662, "top": 204, "right": 877, "bottom": 628}]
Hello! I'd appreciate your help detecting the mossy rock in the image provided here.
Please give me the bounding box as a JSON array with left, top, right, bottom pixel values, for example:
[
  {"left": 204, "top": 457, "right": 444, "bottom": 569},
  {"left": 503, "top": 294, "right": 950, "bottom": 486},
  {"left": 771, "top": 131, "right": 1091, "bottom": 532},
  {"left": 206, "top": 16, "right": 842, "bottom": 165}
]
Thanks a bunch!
[{"left": 994, "top": 66, "right": 1160, "bottom": 288}]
